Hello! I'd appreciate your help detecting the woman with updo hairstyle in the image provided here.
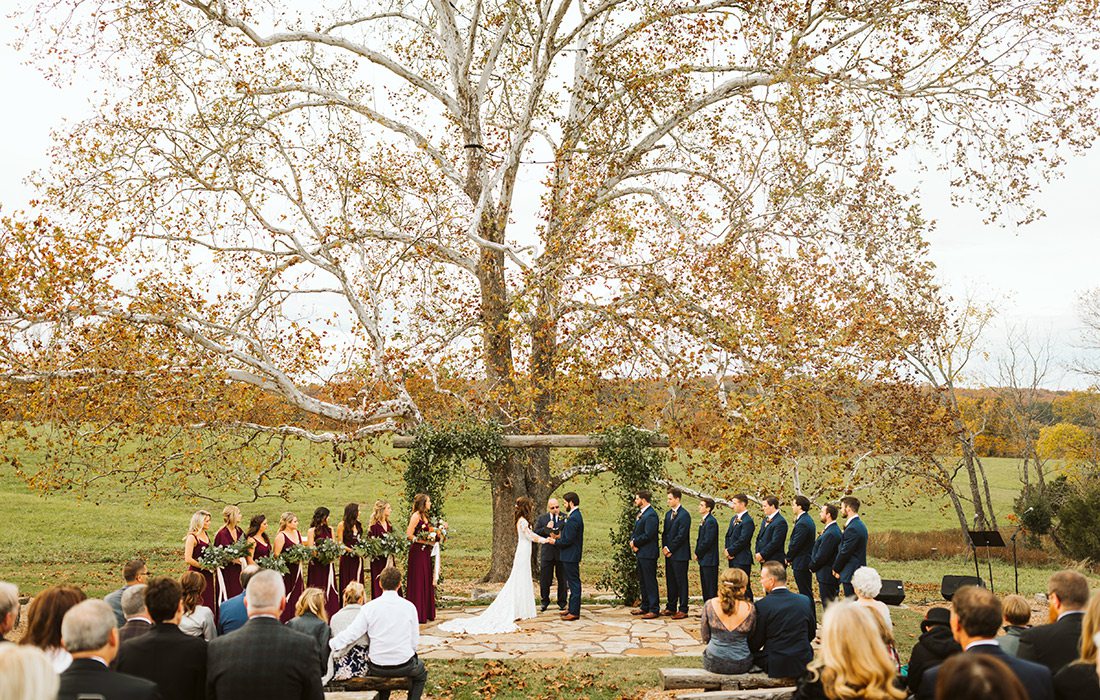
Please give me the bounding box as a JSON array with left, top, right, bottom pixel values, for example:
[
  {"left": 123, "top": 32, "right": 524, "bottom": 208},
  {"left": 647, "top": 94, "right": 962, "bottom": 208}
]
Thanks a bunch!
[
  {"left": 794, "top": 601, "right": 905, "bottom": 700},
  {"left": 305, "top": 506, "right": 340, "bottom": 618},
  {"left": 178, "top": 570, "right": 216, "bottom": 641},
  {"left": 286, "top": 588, "right": 332, "bottom": 679},
  {"left": 273, "top": 511, "right": 305, "bottom": 622},
  {"left": 18, "top": 585, "right": 86, "bottom": 672},
  {"left": 183, "top": 509, "right": 217, "bottom": 614},
  {"left": 700, "top": 567, "right": 756, "bottom": 674},
  {"left": 0, "top": 644, "right": 60, "bottom": 700},
  {"left": 245, "top": 513, "right": 271, "bottom": 565},
  {"left": 367, "top": 500, "right": 395, "bottom": 599},
  {"left": 336, "top": 502, "right": 364, "bottom": 598},
  {"left": 215, "top": 505, "right": 246, "bottom": 602}
]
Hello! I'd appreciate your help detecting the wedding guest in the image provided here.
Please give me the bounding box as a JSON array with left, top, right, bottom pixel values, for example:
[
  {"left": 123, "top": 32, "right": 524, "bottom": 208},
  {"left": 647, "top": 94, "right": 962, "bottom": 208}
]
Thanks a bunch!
[
  {"left": 534, "top": 498, "right": 566, "bottom": 612},
  {"left": 793, "top": 601, "right": 904, "bottom": 700},
  {"left": 786, "top": 496, "right": 816, "bottom": 612},
  {"left": 0, "top": 581, "right": 19, "bottom": 641},
  {"left": 305, "top": 507, "right": 341, "bottom": 619},
  {"left": 1019, "top": 570, "right": 1090, "bottom": 674},
  {"left": 218, "top": 564, "right": 260, "bottom": 635},
  {"left": 287, "top": 588, "right": 332, "bottom": 680},
  {"left": 329, "top": 566, "right": 428, "bottom": 700},
  {"left": 629, "top": 489, "right": 660, "bottom": 619},
  {"left": 57, "top": 600, "right": 160, "bottom": 700},
  {"left": 935, "top": 653, "right": 1028, "bottom": 700},
  {"left": 117, "top": 585, "right": 152, "bottom": 645},
  {"left": 337, "top": 502, "right": 365, "bottom": 598},
  {"left": 19, "top": 585, "right": 86, "bottom": 672},
  {"left": 273, "top": 511, "right": 306, "bottom": 623},
  {"left": 662, "top": 487, "right": 691, "bottom": 619},
  {"left": 1052, "top": 592, "right": 1100, "bottom": 700},
  {"left": 694, "top": 497, "right": 720, "bottom": 602},
  {"left": 853, "top": 566, "right": 892, "bottom": 629},
  {"left": 206, "top": 570, "right": 324, "bottom": 700},
  {"left": 724, "top": 494, "right": 756, "bottom": 602},
  {"left": 367, "top": 500, "right": 396, "bottom": 600},
  {"left": 245, "top": 514, "right": 271, "bottom": 565},
  {"left": 329, "top": 582, "right": 368, "bottom": 681},
  {"left": 179, "top": 571, "right": 216, "bottom": 641},
  {"left": 701, "top": 567, "right": 756, "bottom": 674},
  {"left": 115, "top": 576, "right": 207, "bottom": 700},
  {"left": 809, "top": 503, "right": 841, "bottom": 608},
  {"left": 405, "top": 493, "right": 437, "bottom": 624},
  {"left": 0, "top": 644, "right": 59, "bottom": 700},
  {"left": 832, "top": 497, "right": 868, "bottom": 598},
  {"left": 754, "top": 496, "right": 788, "bottom": 570},
  {"left": 214, "top": 505, "right": 246, "bottom": 603},
  {"left": 907, "top": 607, "right": 961, "bottom": 696},
  {"left": 749, "top": 561, "right": 816, "bottom": 679},
  {"left": 104, "top": 559, "right": 148, "bottom": 627},
  {"left": 1001, "top": 594, "right": 1033, "bottom": 657},
  {"left": 183, "top": 510, "right": 217, "bottom": 614}
]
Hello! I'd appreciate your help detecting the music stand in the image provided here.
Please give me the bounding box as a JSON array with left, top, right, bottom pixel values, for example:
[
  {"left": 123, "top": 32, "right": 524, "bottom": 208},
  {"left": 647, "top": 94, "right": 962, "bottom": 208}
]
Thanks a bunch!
[{"left": 968, "top": 530, "right": 1006, "bottom": 594}]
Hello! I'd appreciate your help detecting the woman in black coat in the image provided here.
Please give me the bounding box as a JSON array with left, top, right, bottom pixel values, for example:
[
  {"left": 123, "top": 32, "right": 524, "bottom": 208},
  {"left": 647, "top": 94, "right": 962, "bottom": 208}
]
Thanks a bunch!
[{"left": 906, "top": 607, "right": 961, "bottom": 696}]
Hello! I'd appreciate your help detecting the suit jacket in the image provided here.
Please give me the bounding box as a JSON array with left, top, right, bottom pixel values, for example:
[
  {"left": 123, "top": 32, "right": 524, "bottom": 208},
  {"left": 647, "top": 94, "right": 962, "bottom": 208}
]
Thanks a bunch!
[
  {"left": 218, "top": 593, "right": 248, "bottom": 635},
  {"left": 116, "top": 622, "right": 208, "bottom": 700},
  {"left": 918, "top": 644, "right": 1053, "bottom": 700},
  {"left": 724, "top": 512, "right": 756, "bottom": 567},
  {"left": 105, "top": 585, "right": 130, "bottom": 627},
  {"left": 286, "top": 612, "right": 331, "bottom": 676},
  {"left": 831, "top": 516, "right": 868, "bottom": 583},
  {"left": 808, "top": 522, "right": 841, "bottom": 574},
  {"left": 206, "top": 616, "right": 324, "bottom": 700},
  {"left": 755, "top": 513, "right": 789, "bottom": 564},
  {"left": 534, "top": 512, "right": 562, "bottom": 563},
  {"left": 695, "top": 513, "right": 719, "bottom": 567},
  {"left": 119, "top": 618, "right": 154, "bottom": 645},
  {"left": 662, "top": 507, "right": 691, "bottom": 562},
  {"left": 556, "top": 508, "right": 584, "bottom": 563},
  {"left": 1018, "top": 612, "right": 1085, "bottom": 675},
  {"left": 58, "top": 657, "right": 162, "bottom": 700},
  {"left": 785, "top": 513, "right": 815, "bottom": 570},
  {"left": 1054, "top": 661, "right": 1100, "bottom": 700},
  {"left": 631, "top": 506, "right": 660, "bottom": 559},
  {"left": 749, "top": 588, "right": 816, "bottom": 679}
]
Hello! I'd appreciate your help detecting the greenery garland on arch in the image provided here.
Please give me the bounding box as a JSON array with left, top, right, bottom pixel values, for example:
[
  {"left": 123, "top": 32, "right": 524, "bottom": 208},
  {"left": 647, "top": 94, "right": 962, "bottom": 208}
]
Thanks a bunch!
[{"left": 401, "top": 419, "right": 507, "bottom": 520}]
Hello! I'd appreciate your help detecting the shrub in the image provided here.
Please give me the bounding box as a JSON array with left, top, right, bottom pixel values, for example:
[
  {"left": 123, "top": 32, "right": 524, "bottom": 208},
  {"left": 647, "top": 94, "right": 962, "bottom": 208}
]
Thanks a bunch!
[{"left": 1054, "top": 481, "right": 1100, "bottom": 562}]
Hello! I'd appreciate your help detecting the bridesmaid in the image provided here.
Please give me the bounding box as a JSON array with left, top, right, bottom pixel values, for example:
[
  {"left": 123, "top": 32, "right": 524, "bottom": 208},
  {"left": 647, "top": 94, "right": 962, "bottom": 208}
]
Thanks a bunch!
[
  {"left": 245, "top": 513, "right": 271, "bottom": 565},
  {"left": 405, "top": 493, "right": 439, "bottom": 623},
  {"left": 305, "top": 506, "right": 341, "bottom": 618},
  {"left": 214, "top": 505, "right": 246, "bottom": 603},
  {"left": 183, "top": 510, "right": 217, "bottom": 615},
  {"left": 367, "top": 500, "right": 395, "bottom": 599},
  {"left": 336, "top": 502, "right": 364, "bottom": 597},
  {"left": 273, "top": 511, "right": 305, "bottom": 622}
]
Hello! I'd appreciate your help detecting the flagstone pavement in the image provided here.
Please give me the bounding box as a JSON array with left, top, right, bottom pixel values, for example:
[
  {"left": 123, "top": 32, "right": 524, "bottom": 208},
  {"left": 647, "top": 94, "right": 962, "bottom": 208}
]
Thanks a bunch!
[{"left": 418, "top": 604, "right": 706, "bottom": 660}]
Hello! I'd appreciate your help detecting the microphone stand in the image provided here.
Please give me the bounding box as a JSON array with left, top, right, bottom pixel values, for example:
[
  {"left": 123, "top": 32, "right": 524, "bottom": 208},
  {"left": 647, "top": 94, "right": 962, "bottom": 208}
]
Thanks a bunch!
[{"left": 1010, "top": 524, "right": 1024, "bottom": 595}]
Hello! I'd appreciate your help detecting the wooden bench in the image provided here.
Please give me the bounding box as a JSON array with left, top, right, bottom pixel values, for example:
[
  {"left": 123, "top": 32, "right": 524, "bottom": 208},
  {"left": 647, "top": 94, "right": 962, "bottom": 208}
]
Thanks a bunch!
[
  {"left": 677, "top": 689, "right": 796, "bottom": 700},
  {"left": 324, "top": 676, "right": 412, "bottom": 693},
  {"left": 659, "top": 668, "right": 795, "bottom": 691}
]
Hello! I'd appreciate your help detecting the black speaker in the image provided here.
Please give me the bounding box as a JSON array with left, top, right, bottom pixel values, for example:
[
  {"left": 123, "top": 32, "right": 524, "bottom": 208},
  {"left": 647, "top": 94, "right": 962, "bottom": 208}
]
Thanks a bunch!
[
  {"left": 875, "top": 579, "right": 905, "bottom": 606},
  {"left": 941, "top": 575, "right": 985, "bottom": 601}
]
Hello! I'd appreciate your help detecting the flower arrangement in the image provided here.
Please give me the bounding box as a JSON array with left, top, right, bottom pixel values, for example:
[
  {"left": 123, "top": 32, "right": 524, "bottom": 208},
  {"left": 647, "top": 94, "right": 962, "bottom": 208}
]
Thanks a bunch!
[
  {"left": 197, "top": 538, "right": 252, "bottom": 571},
  {"left": 279, "top": 544, "right": 316, "bottom": 565},
  {"left": 381, "top": 530, "right": 410, "bottom": 557},
  {"left": 351, "top": 531, "right": 409, "bottom": 560},
  {"left": 255, "top": 555, "right": 289, "bottom": 574},
  {"left": 350, "top": 539, "right": 384, "bottom": 561},
  {"left": 313, "top": 537, "right": 344, "bottom": 564}
]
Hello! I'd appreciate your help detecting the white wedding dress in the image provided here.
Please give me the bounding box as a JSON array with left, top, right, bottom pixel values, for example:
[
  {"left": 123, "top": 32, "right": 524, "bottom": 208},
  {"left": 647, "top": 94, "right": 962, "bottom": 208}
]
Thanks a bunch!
[{"left": 438, "top": 517, "right": 546, "bottom": 634}]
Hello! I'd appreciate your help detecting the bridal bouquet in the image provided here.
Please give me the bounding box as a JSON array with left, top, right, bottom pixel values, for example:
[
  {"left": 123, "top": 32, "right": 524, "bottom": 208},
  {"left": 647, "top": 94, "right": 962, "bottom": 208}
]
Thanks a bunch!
[
  {"left": 313, "top": 538, "right": 344, "bottom": 565},
  {"left": 197, "top": 539, "right": 252, "bottom": 571},
  {"left": 255, "top": 555, "right": 289, "bottom": 574}
]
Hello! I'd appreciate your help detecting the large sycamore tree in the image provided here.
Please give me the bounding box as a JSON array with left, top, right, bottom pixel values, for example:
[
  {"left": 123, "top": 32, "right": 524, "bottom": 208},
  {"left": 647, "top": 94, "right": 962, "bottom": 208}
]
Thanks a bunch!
[{"left": 3, "top": 0, "right": 1097, "bottom": 578}]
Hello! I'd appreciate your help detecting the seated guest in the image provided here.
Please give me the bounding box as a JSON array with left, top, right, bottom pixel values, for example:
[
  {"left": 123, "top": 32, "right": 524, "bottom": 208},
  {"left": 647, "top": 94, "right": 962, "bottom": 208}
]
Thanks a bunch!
[
  {"left": 217, "top": 564, "right": 260, "bottom": 635},
  {"left": 19, "top": 585, "right": 86, "bottom": 672},
  {"left": 330, "top": 582, "right": 369, "bottom": 681},
  {"left": 57, "top": 599, "right": 160, "bottom": 700},
  {"left": 0, "top": 644, "right": 60, "bottom": 699},
  {"left": 749, "top": 561, "right": 816, "bottom": 679},
  {"left": 852, "top": 566, "right": 892, "bottom": 629},
  {"left": 1, "top": 581, "right": 19, "bottom": 642},
  {"left": 1001, "top": 594, "right": 1033, "bottom": 657},
  {"left": 115, "top": 576, "right": 207, "bottom": 700},
  {"left": 118, "top": 585, "right": 153, "bottom": 645},
  {"left": 1052, "top": 592, "right": 1100, "bottom": 700},
  {"left": 793, "top": 601, "right": 904, "bottom": 700},
  {"left": 935, "top": 653, "right": 1028, "bottom": 700},
  {"left": 917, "top": 586, "right": 1052, "bottom": 700},
  {"left": 1019, "top": 570, "right": 1090, "bottom": 674},
  {"left": 179, "top": 571, "right": 216, "bottom": 641},
  {"left": 206, "top": 569, "right": 323, "bottom": 700},
  {"left": 700, "top": 567, "right": 755, "bottom": 674},
  {"left": 105, "top": 559, "right": 149, "bottom": 627},
  {"left": 286, "top": 588, "right": 332, "bottom": 679},
  {"left": 907, "top": 607, "right": 962, "bottom": 697},
  {"left": 330, "top": 566, "right": 428, "bottom": 700}
]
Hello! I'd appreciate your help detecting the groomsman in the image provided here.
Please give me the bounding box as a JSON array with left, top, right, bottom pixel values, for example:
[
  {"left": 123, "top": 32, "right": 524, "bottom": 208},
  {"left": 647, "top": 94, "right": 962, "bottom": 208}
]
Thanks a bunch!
[
  {"left": 724, "top": 494, "right": 756, "bottom": 601},
  {"left": 629, "top": 490, "right": 661, "bottom": 619},
  {"left": 694, "top": 498, "right": 719, "bottom": 602},
  {"left": 785, "top": 496, "right": 817, "bottom": 615},
  {"left": 534, "top": 498, "right": 566, "bottom": 612},
  {"left": 831, "top": 496, "right": 868, "bottom": 598},
  {"left": 809, "top": 503, "right": 841, "bottom": 607},
  {"left": 754, "top": 496, "right": 788, "bottom": 569},
  {"left": 661, "top": 488, "right": 691, "bottom": 619}
]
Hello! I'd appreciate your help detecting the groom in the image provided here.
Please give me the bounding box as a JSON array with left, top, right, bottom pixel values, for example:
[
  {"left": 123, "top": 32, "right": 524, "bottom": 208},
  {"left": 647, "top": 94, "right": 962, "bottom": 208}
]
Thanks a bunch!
[{"left": 550, "top": 492, "right": 584, "bottom": 621}]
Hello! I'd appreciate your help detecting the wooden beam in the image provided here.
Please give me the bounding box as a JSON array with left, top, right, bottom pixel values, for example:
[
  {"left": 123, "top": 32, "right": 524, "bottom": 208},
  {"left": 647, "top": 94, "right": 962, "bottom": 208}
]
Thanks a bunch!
[{"left": 391, "top": 433, "right": 669, "bottom": 449}]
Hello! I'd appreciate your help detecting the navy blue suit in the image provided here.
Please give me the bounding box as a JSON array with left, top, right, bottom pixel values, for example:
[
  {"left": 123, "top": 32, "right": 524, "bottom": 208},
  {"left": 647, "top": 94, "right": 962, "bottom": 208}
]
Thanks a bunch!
[
  {"left": 695, "top": 512, "right": 719, "bottom": 600},
  {"left": 809, "top": 521, "right": 842, "bottom": 607},
  {"left": 631, "top": 506, "right": 660, "bottom": 613},
  {"left": 662, "top": 506, "right": 691, "bottom": 613},
  {"left": 724, "top": 512, "right": 756, "bottom": 601},
  {"left": 786, "top": 512, "right": 816, "bottom": 607},
  {"left": 831, "top": 515, "right": 868, "bottom": 597},
  {"left": 755, "top": 513, "right": 788, "bottom": 566},
  {"left": 918, "top": 644, "right": 1053, "bottom": 700},
  {"left": 556, "top": 507, "right": 584, "bottom": 616},
  {"left": 218, "top": 592, "right": 248, "bottom": 635},
  {"left": 749, "top": 588, "right": 816, "bottom": 679}
]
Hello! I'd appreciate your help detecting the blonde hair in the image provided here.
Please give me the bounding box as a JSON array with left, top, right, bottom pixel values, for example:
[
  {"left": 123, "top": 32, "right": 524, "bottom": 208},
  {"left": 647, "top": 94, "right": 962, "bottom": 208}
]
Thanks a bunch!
[
  {"left": 1003, "top": 594, "right": 1032, "bottom": 626},
  {"left": 278, "top": 512, "right": 297, "bottom": 533},
  {"left": 295, "top": 588, "right": 327, "bottom": 622},
  {"left": 342, "top": 581, "right": 366, "bottom": 607},
  {"left": 370, "top": 500, "right": 390, "bottom": 528},
  {"left": 185, "top": 510, "right": 210, "bottom": 542},
  {"left": 0, "top": 644, "right": 60, "bottom": 700},
  {"left": 718, "top": 567, "right": 748, "bottom": 615},
  {"left": 807, "top": 601, "right": 906, "bottom": 700},
  {"left": 1079, "top": 592, "right": 1100, "bottom": 663},
  {"left": 222, "top": 505, "right": 241, "bottom": 527}
]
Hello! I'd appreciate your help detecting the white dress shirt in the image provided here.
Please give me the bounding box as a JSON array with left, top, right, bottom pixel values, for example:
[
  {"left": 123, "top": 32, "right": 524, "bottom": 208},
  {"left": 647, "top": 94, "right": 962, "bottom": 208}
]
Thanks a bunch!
[{"left": 330, "top": 591, "right": 418, "bottom": 666}]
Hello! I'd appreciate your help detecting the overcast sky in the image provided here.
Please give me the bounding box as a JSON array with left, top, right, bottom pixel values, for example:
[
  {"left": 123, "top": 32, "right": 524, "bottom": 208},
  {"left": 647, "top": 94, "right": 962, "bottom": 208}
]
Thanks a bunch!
[{"left": 3, "top": 18, "right": 1098, "bottom": 390}]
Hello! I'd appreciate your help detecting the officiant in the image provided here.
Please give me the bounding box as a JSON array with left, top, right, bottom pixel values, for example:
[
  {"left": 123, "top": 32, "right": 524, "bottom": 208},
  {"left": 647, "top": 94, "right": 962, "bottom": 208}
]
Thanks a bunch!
[{"left": 534, "top": 498, "right": 567, "bottom": 613}]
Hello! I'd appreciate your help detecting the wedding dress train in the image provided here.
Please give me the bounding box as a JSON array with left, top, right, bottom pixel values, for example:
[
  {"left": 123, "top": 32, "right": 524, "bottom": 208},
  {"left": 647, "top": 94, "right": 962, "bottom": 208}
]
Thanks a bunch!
[{"left": 437, "top": 517, "right": 547, "bottom": 634}]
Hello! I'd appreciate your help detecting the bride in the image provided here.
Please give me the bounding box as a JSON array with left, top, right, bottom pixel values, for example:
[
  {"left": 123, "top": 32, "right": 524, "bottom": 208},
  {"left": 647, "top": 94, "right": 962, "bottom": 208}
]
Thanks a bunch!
[{"left": 438, "top": 496, "right": 550, "bottom": 634}]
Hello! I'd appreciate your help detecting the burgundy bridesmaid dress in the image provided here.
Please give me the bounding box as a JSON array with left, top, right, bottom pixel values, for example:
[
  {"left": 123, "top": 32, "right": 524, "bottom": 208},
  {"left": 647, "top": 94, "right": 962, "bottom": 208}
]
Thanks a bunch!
[
  {"left": 339, "top": 524, "right": 364, "bottom": 598},
  {"left": 307, "top": 524, "right": 342, "bottom": 618},
  {"left": 406, "top": 516, "right": 435, "bottom": 623},
  {"left": 215, "top": 525, "right": 245, "bottom": 601},
  {"left": 368, "top": 522, "right": 391, "bottom": 600},
  {"left": 252, "top": 537, "right": 271, "bottom": 560},
  {"left": 188, "top": 536, "right": 218, "bottom": 615},
  {"left": 280, "top": 533, "right": 306, "bottom": 623}
]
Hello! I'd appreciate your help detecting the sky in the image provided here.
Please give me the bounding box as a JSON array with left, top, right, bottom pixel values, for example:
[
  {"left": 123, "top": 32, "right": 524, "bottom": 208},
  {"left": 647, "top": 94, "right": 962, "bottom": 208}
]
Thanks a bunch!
[{"left": 2, "top": 14, "right": 1098, "bottom": 390}]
